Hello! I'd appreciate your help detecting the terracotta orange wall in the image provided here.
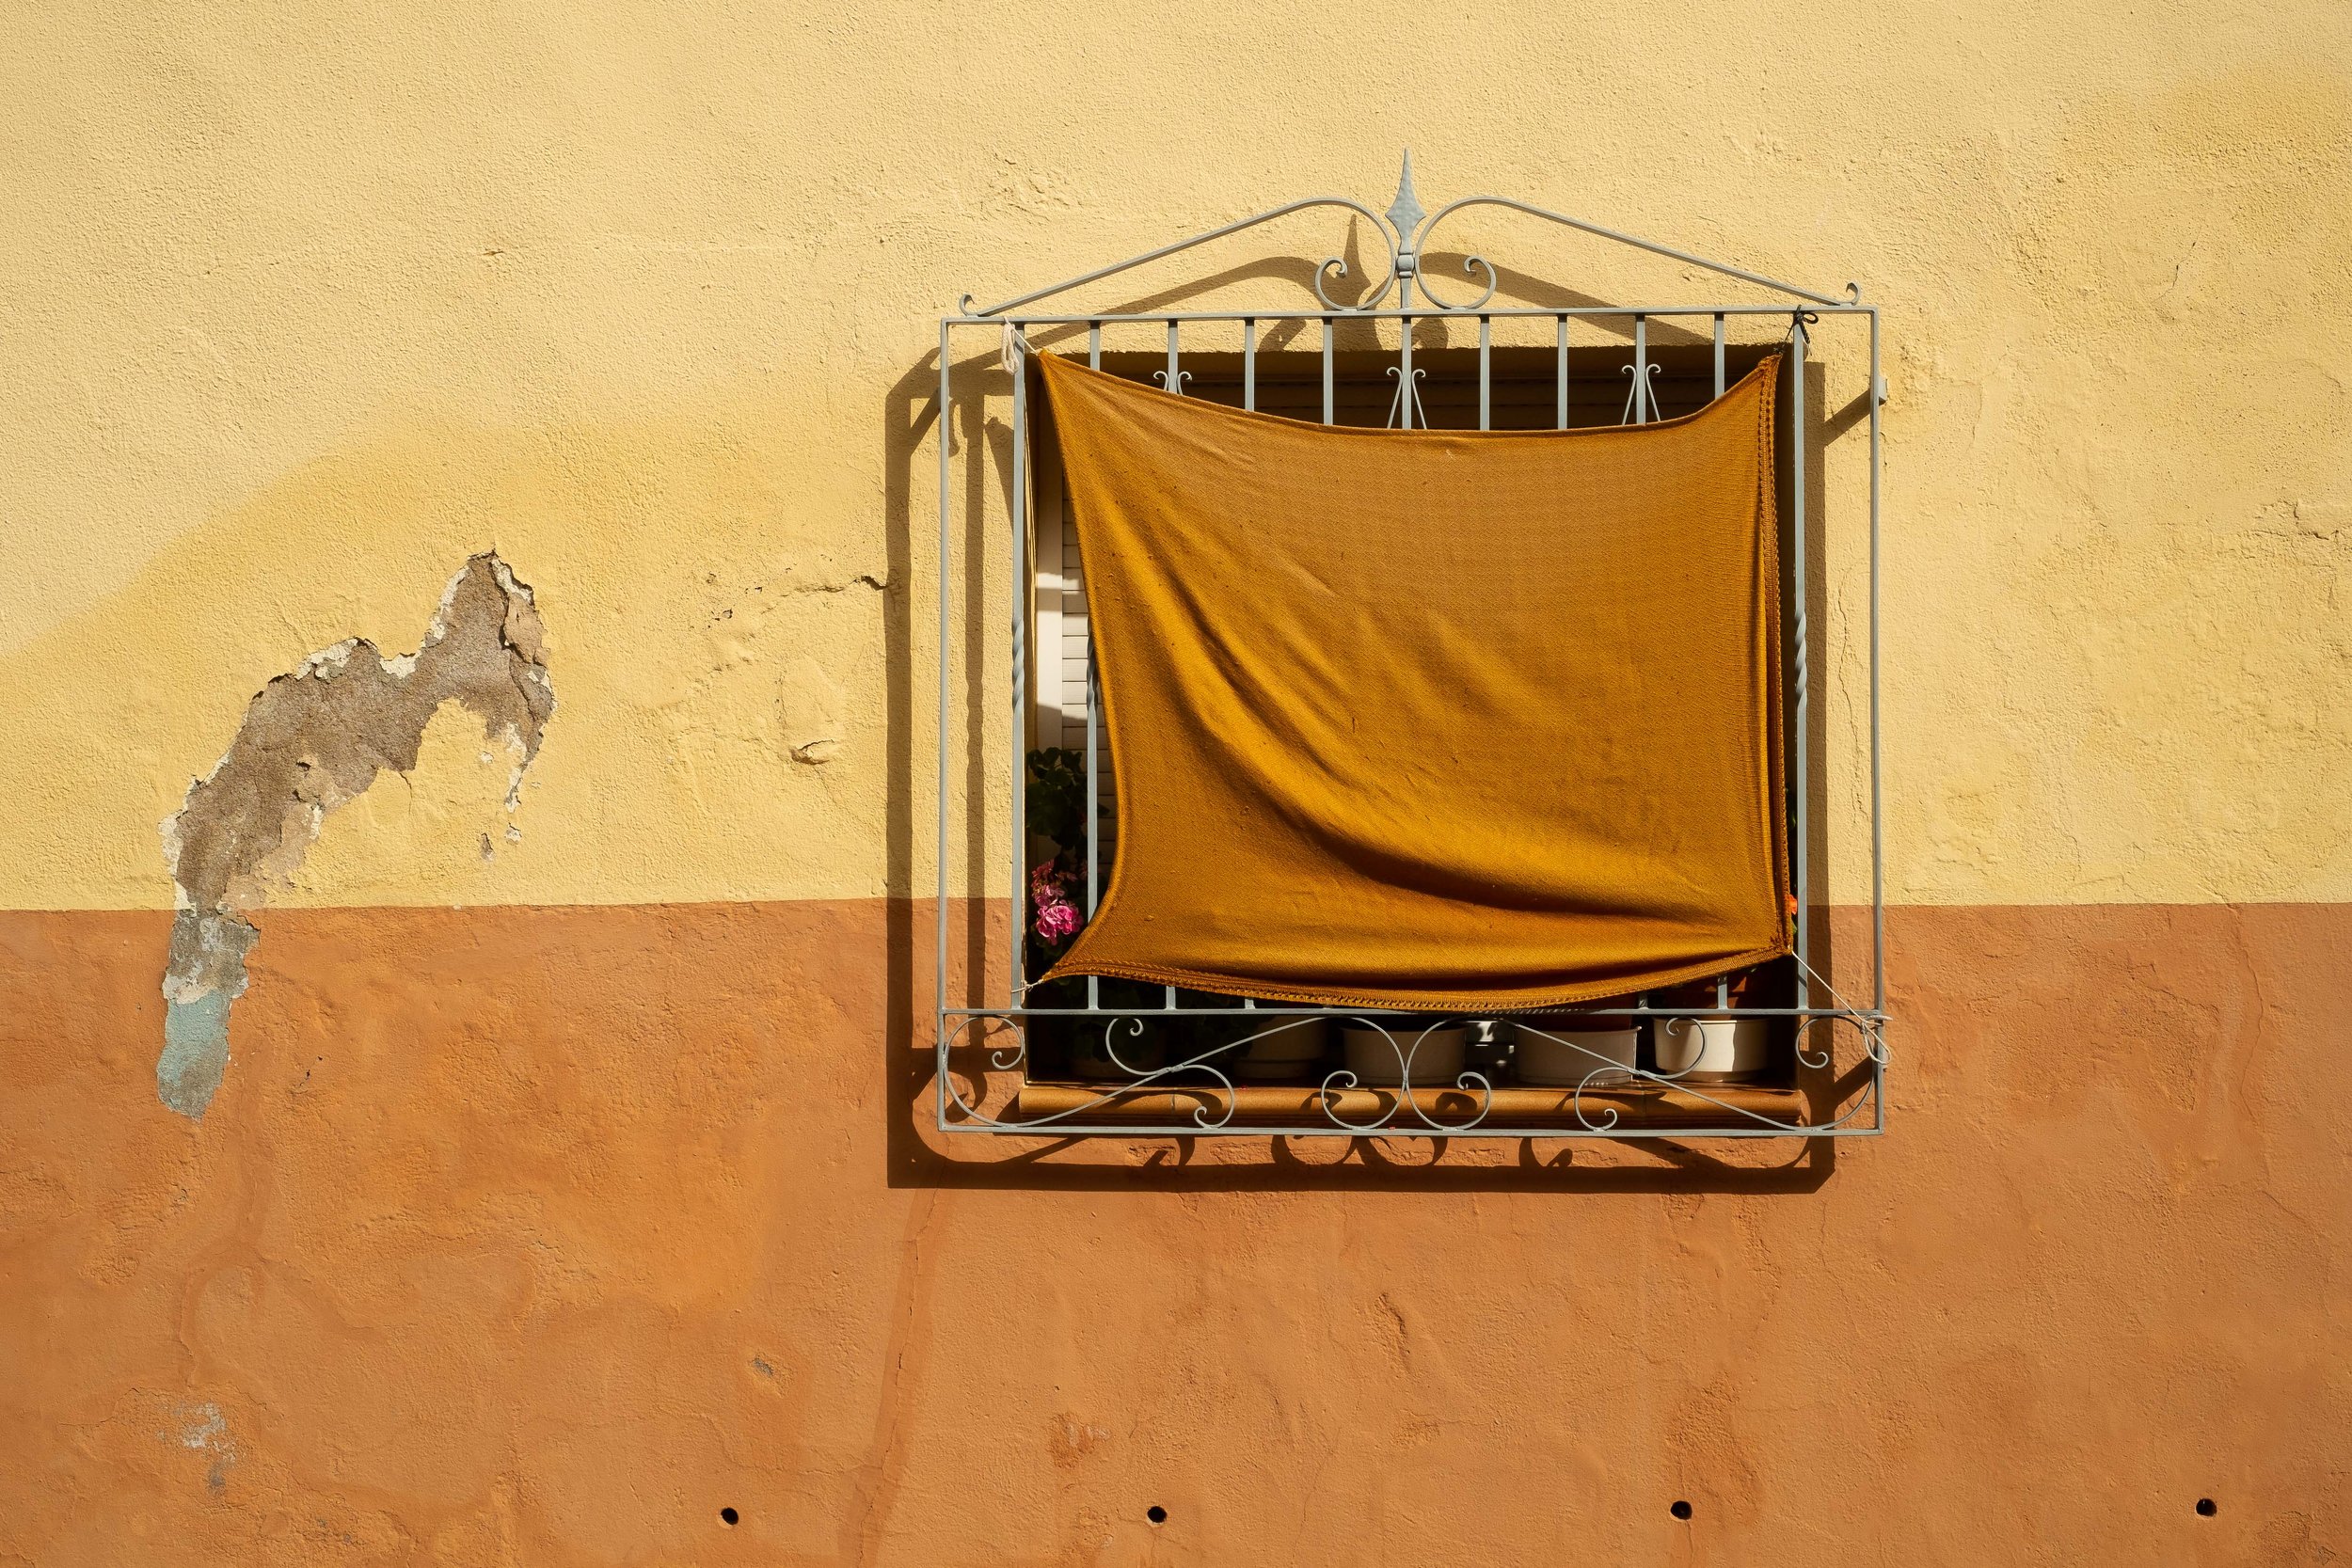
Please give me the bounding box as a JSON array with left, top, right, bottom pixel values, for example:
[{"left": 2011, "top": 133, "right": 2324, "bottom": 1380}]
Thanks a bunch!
[{"left": 3, "top": 902, "right": 2345, "bottom": 1563}]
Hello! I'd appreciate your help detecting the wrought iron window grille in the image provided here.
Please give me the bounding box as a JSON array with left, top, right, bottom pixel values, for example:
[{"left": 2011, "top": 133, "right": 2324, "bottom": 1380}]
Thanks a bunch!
[{"left": 935, "top": 153, "right": 1888, "bottom": 1140}]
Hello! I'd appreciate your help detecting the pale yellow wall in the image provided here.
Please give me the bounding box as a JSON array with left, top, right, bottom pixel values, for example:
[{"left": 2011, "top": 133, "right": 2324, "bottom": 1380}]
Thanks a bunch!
[{"left": 2, "top": 1, "right": 2347, "bottom": 909}]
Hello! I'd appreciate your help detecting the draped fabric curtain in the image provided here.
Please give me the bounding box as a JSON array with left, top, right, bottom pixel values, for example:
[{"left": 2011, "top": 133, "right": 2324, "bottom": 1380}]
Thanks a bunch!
[{"left": 1037, "top": 352, "right": 1789, "bottom": 1011}]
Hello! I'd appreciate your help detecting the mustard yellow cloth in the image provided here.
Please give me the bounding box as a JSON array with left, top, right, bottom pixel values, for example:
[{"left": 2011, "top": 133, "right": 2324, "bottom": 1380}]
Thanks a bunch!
[{"left": 1038, "top": 352, "right": 1789, "bottom": 1011}]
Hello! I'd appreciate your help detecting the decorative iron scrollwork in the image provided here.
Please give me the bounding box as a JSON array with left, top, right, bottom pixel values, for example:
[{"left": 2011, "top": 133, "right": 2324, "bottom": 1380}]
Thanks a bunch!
[{"left": 938, "top": 1008, "right": 1884, "bottom": 1139}]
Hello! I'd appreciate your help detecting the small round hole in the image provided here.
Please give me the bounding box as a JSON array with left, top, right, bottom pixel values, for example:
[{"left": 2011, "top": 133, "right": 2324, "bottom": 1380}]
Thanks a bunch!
[
  {"left": 1146, "top": 1505, "right": 1168, "bottom": 1526},
  {"left": 1670, "top": 1500, "right": 1693, "bottom": 1521},
  {"left": 2196, "top": 1498, "right": 2217, "bottom": 1517},
  {"left": 720, "top": 1507, "right": 739, "bottom": 1527}
]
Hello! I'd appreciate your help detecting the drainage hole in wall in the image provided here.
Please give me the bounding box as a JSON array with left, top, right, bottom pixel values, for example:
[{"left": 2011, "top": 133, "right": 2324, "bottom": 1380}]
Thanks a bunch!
[
  {"left": 1147, "top": 1505, "right": 1168, "bottom": 1526},
  {"left": 2196, "top": 1498, "right": 2217, "bottom": 1517},
  {"left": 720, "top": 1507, "right": 739, "bottom": 1527},
  {"left": 1670, "top": 1500, "right": 1693, "bottom": 1521}
]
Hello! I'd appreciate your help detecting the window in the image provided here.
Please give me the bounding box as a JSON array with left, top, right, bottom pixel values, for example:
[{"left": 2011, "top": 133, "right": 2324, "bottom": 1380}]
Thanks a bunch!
[{"left": 937, "top": 162, "right": 1888, "bottom": 1140}]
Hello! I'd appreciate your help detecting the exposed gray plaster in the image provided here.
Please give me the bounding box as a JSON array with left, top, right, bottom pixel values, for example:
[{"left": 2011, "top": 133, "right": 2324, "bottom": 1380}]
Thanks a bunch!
[
  {"left": 160, "top": 1402, "right": 237, "bottom": 1495},
  {"left": 156, "top": 553, "right": 554, "bottom": 1117}
]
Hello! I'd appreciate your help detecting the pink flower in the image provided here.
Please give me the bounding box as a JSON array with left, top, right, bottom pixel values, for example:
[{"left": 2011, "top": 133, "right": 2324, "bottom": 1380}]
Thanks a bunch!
[
  {"left": 1036, "top": 899, "right": 1082, "bottom": 943},
  {"left": 1030, "top": 861, "right": 1084, "bottom": 943}
]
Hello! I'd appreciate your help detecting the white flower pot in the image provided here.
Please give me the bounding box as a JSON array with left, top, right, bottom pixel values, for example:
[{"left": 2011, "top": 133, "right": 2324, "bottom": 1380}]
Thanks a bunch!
[
  {"left": 1651, "top": 1016, "right": 1772, "bottom": 1081},
  {"left": 1341, "top": 1022, "right": 1470, "bottom": 1087},
  {"left": 1513, "top": 1021, "right": 1639, "bottom": 1086}
]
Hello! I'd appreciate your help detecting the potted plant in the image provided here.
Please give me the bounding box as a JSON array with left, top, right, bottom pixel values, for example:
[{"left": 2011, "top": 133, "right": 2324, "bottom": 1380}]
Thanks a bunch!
[
  {"left": 1024, "top": 749, "right": 1167, "bottom": 1081},
  {"left": 1223, "top": 1010, "right": 1336, "bottom": 1085},
  {"left": 1650, "top": 965, "right": 1775, "bottom": 1081},
  {"left": 1339, "top": 1016, "right": 1472, "bottom": 1087},
  {"left": 1510, "top": 1008, "right": 1639, "bottom": 1086}
]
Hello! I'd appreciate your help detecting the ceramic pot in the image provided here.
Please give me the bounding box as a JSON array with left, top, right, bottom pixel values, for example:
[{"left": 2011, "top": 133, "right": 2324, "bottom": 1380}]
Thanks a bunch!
[
  {"left": 1651, "top": 1016, "right": 1772, "bottom": 1080},
  {"left": 1340, "top": 1021, "right": 1470, "bottom": 1087},
  {"left": 1652, "top": 968, "right": 1775, "bottom": 1082},
  {"left": 1230, "top": 1016, "right": 1333, "bottom": 1083},
  {"left": 1513, "top": 1014, "right": 1639, "bottom": 1086}
]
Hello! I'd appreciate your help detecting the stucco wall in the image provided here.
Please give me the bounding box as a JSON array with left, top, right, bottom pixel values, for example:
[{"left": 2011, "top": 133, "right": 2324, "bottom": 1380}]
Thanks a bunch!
[{"left": 3, "top": 2, "right": 2347, "bottom": 1562}]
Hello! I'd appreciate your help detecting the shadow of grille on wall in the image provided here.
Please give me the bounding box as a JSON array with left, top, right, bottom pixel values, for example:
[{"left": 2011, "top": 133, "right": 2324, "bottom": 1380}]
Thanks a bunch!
[{"left": 932, "top": 155, "right": 1888, "bottom": 1140}]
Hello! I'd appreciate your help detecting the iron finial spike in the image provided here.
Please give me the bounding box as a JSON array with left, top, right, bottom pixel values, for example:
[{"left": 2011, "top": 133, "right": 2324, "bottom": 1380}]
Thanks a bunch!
[{"left": 1386, "top": 149, "right": 1426, "bottom": 245}]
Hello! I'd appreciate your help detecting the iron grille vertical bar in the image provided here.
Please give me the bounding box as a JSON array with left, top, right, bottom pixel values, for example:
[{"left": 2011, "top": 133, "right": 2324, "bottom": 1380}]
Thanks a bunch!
[
  {"left": 1009, "top": 325, "right": 1029, "bottom": 1011},
  {"left": 936, "top": 320, "right": 952, "bottom": 1120},
  {"left": 1789, "top": 311, "right": 1810, "bottom": 1016},
  {"left": 1634, "top": 315, "right": 1649, "bottom": 423},
  {"left": 1555, "top": 314, "right": 1569, "bottom": 428},
  {"left": 1167, "top": 315, "right": 1180, "bottom": 1010},
  {"left": 1322, "top": 318, "right": 1335, "bottom": 423},
  {"left": 1399, "top": 312, "right": 1414, "bottom": 429},
  {"left": 1087, "top": 317, "right": 1102, "bottom": 1012},
  {"left": 1243, "top": 318, "right": 1256, "bottom": 411},
  {"left": 1086, "top": 660, "right": 1099, "bottom": 1012},
  {"left": 1713, "top": 311, "right": 1726, "bottom": 398},
  {"left": 1478, "top": 314, "right": 1491, "bottom": 431}
]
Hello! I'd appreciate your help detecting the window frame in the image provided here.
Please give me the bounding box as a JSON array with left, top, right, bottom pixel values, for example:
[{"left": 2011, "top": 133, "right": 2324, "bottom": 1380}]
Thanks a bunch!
[{"left": 934, "top": 170, "right": 1887, "bottom": 1140}]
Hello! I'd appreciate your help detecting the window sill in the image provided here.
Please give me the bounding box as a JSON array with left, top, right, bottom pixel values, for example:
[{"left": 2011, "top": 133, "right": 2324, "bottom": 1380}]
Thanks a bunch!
[{"left": 1009, "top": 1079, "right": 1807, "bottom": 1132}]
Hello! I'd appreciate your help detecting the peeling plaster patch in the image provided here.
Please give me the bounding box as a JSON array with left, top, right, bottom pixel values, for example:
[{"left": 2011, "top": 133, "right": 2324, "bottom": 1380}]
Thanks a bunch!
[
  {"left": 157, "top": 988, "right": 239, "bottom": 1117},
  {"left": 156, "top": 554, "right": 554, "bottom": 1117},
  {"left": 164, "top": 1402, "right": 237, "bottom": 1493}
]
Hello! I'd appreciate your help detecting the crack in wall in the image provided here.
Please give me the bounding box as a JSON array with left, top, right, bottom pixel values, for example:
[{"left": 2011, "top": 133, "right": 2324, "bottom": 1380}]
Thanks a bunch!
[{"left": 156, "top": 553, "right": 554, "bottom": 1117}]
